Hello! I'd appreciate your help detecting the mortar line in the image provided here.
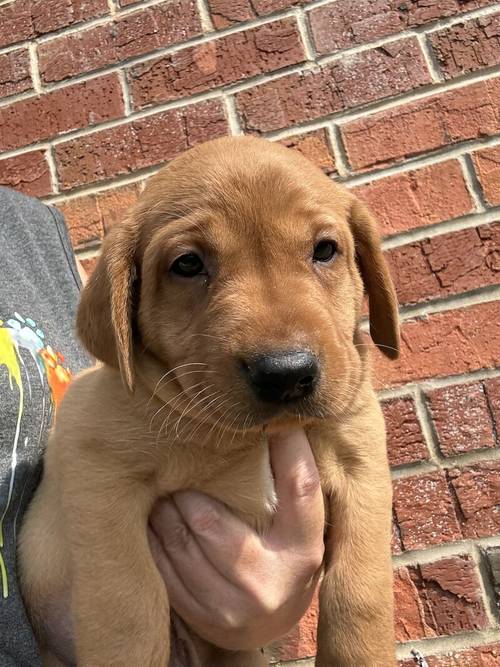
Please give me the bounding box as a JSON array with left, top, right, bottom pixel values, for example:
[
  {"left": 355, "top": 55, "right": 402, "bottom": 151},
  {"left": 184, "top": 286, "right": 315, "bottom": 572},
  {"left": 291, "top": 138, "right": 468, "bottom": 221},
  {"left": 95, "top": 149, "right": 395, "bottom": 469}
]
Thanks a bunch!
[
  {"left": 460, "top": 153, "right": 488, "bottom": 212},
  {"left": 27, "top": 43, "right": 42, "bottom": 94},
  {"left": 195, "top": 0, "right": 215, "bottom": 32},
  {"left": 107, "top": 0, "right": 117, "bottom": 16},
  {"left": 222, "top": 95, "right": 242, "bottom": 135},
  {"left": 391, "top": 447, "right": 500, "bottom": 480},
  {"left": 327, "top": 124, "right": 350, "bottom": 178},
  {"left": 46, "top": 146, "right": 60, "bottom": 195},
  {"left": 412, "top": 387, "right": 442, "bottom": 466},
  {"left": 377, "top": 368, "right": 500, "bottom": 401},
  {"left": 393, "top": 534, "right": 500, "bottom": 567},
  {"left": 417, "top": 33, "right": 443, "bottom": 83},
  {"left": 295, "top": 7, "right": 316, "bottom": 62},
  {"left": 118, "top": 69, "right": 132, "bottom": 116},
  {"left": 381, "top": 209, "right": 500, "bottom": 250},
  {"left": 397, "top": 284, "right": 500, "bottom": 321},
  {"left": 396, "top": 627, "right": 500, "bottom": 660}
]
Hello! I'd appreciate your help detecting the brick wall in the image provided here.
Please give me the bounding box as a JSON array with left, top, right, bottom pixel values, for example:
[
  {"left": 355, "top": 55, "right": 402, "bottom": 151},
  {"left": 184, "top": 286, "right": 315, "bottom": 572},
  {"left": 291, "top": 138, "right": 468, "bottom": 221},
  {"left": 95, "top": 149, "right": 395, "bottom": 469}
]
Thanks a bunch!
[{"left": 0, "top": 0, "right": 499, "bottom": 663}]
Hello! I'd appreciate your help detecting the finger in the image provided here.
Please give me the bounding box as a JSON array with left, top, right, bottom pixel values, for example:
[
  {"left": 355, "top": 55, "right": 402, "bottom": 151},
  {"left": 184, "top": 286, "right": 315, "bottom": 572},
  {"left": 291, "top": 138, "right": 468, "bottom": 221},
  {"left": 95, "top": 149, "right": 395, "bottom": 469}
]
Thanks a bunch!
[
  {"left": 148, "top": 529, "right": 208, "bottom": 625},
  {"left": 150, "top": 499, "right": 243, "bottom": 610},
  {"left": 171, "top": 491, "right": 265, "bottom": 582},
  {"left": 267, "top": 429, "right": 324, "bottom": 548}
]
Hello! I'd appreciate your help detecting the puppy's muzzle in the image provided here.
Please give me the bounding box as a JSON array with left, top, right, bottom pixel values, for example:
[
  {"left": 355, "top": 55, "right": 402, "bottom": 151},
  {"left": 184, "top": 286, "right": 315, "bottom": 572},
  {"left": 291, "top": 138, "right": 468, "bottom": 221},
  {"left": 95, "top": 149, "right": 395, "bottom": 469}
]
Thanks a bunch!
[{"left": 242, "top": 351, "right": 319, "bottom": 404}]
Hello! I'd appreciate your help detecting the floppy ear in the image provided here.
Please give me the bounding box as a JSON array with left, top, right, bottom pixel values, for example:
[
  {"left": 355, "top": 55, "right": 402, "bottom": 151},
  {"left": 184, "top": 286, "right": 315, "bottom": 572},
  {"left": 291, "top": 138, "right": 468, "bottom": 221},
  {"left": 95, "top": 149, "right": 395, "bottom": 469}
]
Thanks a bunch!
[
  {"left": 349, "top": 198, "right": 400, "bottom": 359},
  {"left": 76, "top": 221, "right": 138, "bottom": 391}
]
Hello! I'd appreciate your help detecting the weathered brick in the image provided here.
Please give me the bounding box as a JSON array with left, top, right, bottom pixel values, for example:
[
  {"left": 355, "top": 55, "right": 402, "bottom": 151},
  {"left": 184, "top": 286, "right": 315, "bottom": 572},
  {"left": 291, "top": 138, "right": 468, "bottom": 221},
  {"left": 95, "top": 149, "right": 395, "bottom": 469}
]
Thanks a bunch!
[
  {"left": 129, "top": 18, "right": 305, "bottom": 110},
  {"left": 373, "top": 301, "right": 500, "bottom": 389},
  {"left": 353, "top": 160, "right": 473, "bottom": 236},
  {"left": 485, "top": 547, "right": 500, "bottom": 606},
  {"left": 430, "top": 14, "right": 500, "bottom": 79},
  {"left": 0, "top": 48, "right": 32, "bottom": 98},
  {"left": 269, "top": 587, "right": 318, "bottom": 661},
  {"left": 308, "top": 0, "right": 499, "bottom": 55},
  {"left": 277, "top": 129, "right": 336, "bottom": 175},
  {"left": 55, "top": 100, "right": 228, "bottom": 191},
  {"left": 386, "top": 223, "right": 500, "bottom": 306},
  {"left": 78, "top": 256, "right": 99, "bottom": 276},
  {"left": 207, "top": 0, "right": 301, "bottom": 28},
  {"left": 394, "top": 567, "right": 434, "bottom": 642},
  {"left": 38, "top": 0, "right": 202, "bottom": 83},
  {"left": 236, "top": 38, "right": 430, "bottom": 132},
  {"left": 449, "top": 462, "right": 500, "bottom": 539},
  {"left": 341, "top": 78, "right": 500, "bottom": 170},
  {"left": 0, "top": 73, "right": 124, "bottom": 152},
  {"left": 0, "top": 150, "right": 52, "bottom": 197},
  {"left": 426, "top": 382, "right": 497, "bottom": 456},
  {"left": 393, "top": 472, "right": 462, "bottom": 550},
  {"left": 0, "top": 0, "right": 109, "bottom": 48},
  {"left": 399, "top": 643, "right": 500, "bottom": 666},
  {"left": 395, "top": 557, "right": 488, "bottom": 641},
  {"left": 58, "top": 183, "right": 142, "bottom": 248},
  {"left": 392, "top": 513, "right": 403, "bottom": 553},
  {"left": 381, "top": 397, "right": 428, "bottom": 467},
  {"left": 473, "top": 145, "right": 500, "bottom": 206},
  {"left": 483, "top": 377, "right": 500, "bottom": 435}
]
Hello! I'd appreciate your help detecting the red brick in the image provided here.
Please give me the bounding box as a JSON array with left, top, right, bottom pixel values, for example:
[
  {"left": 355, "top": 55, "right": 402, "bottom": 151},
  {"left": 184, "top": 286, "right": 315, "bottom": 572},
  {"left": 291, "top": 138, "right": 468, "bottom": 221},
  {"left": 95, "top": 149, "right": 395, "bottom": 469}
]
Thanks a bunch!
[
  {"left": 269, "top": 587, "right": 318, "bottom": 661},
  {"left": 381, "top": 397, "right": 428, "bottom": 467},
  {"left": 426, "top": 382, "right": 497, "bottom": 456},
  {"left": 449, "top": 462, "right": 500, "bottom": 539},
  {"left": 399, "top": 643, "right": 500, "bottom": 666},
  {"left": 207, "top": 0, "right": 301, "bottom": 28},
  {"left": 0, "top": 48, "right": 32, "bottom": 98},
  {"left": 58, "top": 183, "right": 142, "bottom": 248},
  {"left": 236, "top": 38, "right": 430, "bottom": 133},
  {"left": 393, "top": 472, "right": 462, "bottom": 550},
  {"left": 308, "top": 0, "right": 499, "bottom": 55},
  {"left": 473, "top": 145, "right": 500, "bottom": 205},
  {"left": 78, "top": 256, "right": 99, "bottom": 276},
  {"left": 55, "top": 99, "right": 228, "bottom": 191},
  {"left": 430, "top": 14, "right": 500, "bottom": 80},
  {"left": 341, "top": 78, "right": 500, "bottom": 170},
  {"left": 353, "top": 160, "right": 473, "bottom": 236},
  {"left": 395, "top": 556, "right": 487, "bottom": 641},
  {"left": 0, "top": 0, "right": 109, "bottom": 48},
  {"left": 38, "top": 0, "right": 202, "bottom": 83},
  {"left": 392, "top": 514, "right": 403, "bottom": 554},
  {"left": 373, "top": 302, "right": 500, "bottom": 389},
  {"left": 483, "top": 377, "right": 500, "bottom": 434},
  {"left": 0, "top": 73, "right": 124, "bottom": 152},
  {"left": 129, "top": 18, "right": 305, "bottom": 110},
  {"left": 0, "top": 150, "right": 52, "bottom": 197},
  {"left": 277, "top": 129, "right": 336, "bottom": 175},
  {"left": 394, "top": 567, "right": 434, "bottom": 642},
  {"left": 386, "top": 223, "right": 500, "bottom": 307}
]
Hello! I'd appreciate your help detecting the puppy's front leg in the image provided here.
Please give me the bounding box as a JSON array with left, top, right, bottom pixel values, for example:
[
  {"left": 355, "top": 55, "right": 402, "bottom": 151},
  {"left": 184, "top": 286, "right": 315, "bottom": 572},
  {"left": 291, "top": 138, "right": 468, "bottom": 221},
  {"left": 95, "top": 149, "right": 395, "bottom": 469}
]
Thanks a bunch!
[
  {"left": 315, "top": 424, "right": 395, "bottom": 665},
  {"left": 62, "top": 459, "right": 169, "bottom": 667}
]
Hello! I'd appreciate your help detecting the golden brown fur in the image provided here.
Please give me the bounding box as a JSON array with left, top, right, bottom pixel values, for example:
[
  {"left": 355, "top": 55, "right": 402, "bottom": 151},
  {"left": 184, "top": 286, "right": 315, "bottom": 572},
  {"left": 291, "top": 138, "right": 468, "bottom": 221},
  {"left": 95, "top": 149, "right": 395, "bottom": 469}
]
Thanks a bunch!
[{"left": 19, "top": 136, "right": 399, "bottom": 666}]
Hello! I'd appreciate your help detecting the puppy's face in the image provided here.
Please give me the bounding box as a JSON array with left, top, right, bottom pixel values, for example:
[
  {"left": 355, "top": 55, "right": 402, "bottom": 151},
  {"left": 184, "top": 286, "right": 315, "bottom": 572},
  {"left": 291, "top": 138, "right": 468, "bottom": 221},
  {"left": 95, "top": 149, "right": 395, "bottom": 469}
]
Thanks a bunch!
[{"left": 78, "top": 137, "right": 399, "bottom": 434}]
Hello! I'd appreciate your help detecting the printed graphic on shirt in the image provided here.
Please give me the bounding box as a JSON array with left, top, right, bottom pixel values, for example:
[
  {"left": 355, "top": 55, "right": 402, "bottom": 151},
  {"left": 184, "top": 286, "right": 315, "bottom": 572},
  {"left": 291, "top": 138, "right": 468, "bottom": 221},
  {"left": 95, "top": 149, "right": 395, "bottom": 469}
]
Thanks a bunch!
[{"left": 0, "top": 312, "right": 72, "bottom": 599}]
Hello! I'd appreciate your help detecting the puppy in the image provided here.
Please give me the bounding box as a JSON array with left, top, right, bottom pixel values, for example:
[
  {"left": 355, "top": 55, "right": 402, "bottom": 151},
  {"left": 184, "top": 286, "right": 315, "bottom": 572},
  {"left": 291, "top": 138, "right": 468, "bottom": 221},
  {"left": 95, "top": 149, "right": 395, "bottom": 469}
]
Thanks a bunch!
[{"left": 19, "top": 135, "right": 399, "bottom": 666}]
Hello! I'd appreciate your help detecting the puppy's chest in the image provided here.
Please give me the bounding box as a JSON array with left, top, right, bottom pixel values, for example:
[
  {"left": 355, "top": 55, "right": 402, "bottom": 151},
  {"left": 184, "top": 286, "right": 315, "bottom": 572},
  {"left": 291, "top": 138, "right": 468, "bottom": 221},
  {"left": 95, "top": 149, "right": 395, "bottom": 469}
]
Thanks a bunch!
[{"left": 155, "top": 428, "right": 337, "bottom": 533}]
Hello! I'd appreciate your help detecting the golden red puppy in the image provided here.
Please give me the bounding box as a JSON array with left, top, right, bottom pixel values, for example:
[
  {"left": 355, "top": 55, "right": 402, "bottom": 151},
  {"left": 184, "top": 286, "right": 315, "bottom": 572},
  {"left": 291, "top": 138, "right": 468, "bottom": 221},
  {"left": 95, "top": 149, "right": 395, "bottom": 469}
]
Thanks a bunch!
[{"left": 19, "top": 136, "right": 399, "bottom": 666}]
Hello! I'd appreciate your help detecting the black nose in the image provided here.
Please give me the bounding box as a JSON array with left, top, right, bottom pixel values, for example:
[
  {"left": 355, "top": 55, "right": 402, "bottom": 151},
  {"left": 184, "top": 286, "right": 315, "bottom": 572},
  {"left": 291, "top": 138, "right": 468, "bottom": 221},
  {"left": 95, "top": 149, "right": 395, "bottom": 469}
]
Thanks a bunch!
[{"left": 242, "top": 351, "right": 319, "bottom": 403}]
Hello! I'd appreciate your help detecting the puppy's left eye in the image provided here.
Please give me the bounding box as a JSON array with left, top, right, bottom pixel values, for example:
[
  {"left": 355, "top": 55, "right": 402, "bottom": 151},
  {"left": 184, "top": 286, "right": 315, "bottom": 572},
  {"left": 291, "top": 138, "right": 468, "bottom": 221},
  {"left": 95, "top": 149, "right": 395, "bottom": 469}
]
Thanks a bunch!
[
  {"left": 313, "top": 240, "right": 337, "bottom": 263},
  {"left": 171, "top": 253, "right": 205, "bottom": 277}
]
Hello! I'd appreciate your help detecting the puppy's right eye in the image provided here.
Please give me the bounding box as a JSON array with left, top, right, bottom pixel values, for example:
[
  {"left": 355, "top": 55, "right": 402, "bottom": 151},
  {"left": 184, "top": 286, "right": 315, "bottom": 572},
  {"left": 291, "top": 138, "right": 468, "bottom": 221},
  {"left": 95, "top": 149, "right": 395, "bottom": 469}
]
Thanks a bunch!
[{"left": 171, "top": 253, "right": 205, "bottom": 277}]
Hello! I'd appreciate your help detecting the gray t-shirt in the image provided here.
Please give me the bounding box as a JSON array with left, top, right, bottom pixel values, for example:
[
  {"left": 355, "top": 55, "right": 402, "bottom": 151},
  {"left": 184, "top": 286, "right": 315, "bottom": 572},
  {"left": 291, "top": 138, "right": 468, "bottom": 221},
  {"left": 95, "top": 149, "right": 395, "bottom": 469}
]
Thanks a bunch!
[{"left": 0, "top": 186, "right": 90, "bottom": 665}]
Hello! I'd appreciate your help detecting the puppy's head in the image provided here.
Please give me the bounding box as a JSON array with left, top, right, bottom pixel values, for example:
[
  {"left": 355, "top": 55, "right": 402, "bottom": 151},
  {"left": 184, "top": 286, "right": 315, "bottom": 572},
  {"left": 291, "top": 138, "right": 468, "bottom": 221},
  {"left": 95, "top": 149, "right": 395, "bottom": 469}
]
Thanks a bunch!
[{"left": 77, "top": 136, "right": 398, "bottom": 432}]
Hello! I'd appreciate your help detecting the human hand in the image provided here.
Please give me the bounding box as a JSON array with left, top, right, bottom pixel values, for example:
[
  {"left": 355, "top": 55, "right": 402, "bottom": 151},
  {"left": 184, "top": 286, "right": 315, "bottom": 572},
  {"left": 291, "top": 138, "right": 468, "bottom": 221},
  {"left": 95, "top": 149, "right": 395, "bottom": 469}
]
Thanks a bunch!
[{"left": 149, "top": 429, "right": 325, "bottom": 651}]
